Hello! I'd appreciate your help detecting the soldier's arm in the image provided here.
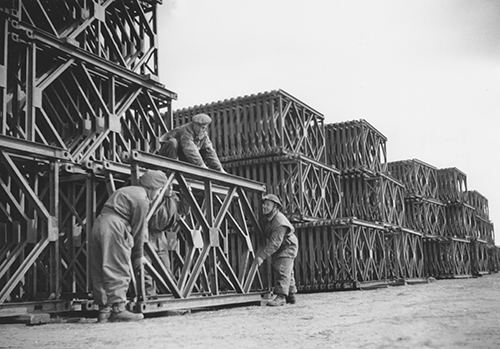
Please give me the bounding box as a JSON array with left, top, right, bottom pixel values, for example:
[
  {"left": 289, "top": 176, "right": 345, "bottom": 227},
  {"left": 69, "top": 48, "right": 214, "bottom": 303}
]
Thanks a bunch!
[
  {"left": 257, "top": 226, "right": 288, "bottom": 260},
  {"left": 130, "top": 196, "right": 150, "bottom": 262},
  {"left": 179, "top": 134, "right": 207, "bottom": 167},
  {"left": 200, "top": 137, "right": 224, "bottom": 171}
]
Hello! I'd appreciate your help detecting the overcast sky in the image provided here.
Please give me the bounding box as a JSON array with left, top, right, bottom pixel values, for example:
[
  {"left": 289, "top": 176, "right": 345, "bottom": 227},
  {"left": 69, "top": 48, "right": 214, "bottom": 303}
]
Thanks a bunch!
[{"left": 157, "top": 0, "right": 500, "bottom": 244}]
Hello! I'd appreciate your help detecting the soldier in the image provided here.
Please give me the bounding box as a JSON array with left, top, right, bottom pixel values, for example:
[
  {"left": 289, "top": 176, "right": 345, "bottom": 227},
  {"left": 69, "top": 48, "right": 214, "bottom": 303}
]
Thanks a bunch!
[
  {"left": 89, "top": 170, "right": 169, "bottom": 322},
  {"left": 157, "top": 113, "right": 225, "bottom": 172},
  {"left": 254, "top": 193, "right": 298, "bottom": 306}
]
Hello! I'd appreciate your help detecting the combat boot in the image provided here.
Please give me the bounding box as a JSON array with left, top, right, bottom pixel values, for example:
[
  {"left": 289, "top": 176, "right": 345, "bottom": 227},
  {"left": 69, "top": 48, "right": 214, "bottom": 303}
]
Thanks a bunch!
[
  {"left": 109, "top": 302, "right": 144, "bottom": 322},
  {"left": 267, "top": 294, "right": 286, "bottom": 306},
  {"left": 286, "top": 293, "right": 296, "bottom": 304},
  {"left": 97, "top": 305, "right": 111, "bottom": 323}
]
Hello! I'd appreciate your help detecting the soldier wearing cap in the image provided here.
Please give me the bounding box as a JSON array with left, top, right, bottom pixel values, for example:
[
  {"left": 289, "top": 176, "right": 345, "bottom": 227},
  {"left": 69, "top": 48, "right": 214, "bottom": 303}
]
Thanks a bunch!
[
  {"left": 157, "top": 113, "right": 225, "bottom": 172},
  {"left": 89, "top": 170, "right": 171, "bottom": 323},
  {"left": 254, "top": 193, "right": 298, "bottom": 306}
]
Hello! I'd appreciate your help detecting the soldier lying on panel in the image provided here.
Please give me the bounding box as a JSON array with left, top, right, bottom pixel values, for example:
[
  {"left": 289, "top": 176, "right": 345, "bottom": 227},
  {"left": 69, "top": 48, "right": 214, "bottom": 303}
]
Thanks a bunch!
[
  {"left": 157, "top": 113, "right": 226, "bottom": 172},
  {"left": 254, "top": 193, "right": 298, "bottom": 306},
  {"left": 89, "top": 170, "right": 172, "bottom": 323}
]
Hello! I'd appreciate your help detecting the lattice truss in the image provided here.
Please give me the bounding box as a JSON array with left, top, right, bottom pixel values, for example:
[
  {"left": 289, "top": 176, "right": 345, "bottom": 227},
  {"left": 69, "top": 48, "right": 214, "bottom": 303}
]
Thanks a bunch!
[
  {"left": 473, "top": 215, "right": 494, "bottom": 243},
  {"left": 465, "top": 190, "right": 489, "bottom": 220},
  {"left": 385, "top": 228, "right": 424, "bottom": 280},
  {"left": 0, "top": 144, "right": 65, "bottom": 303},
  {"left": 325, "top": 119, "right": 387, "bottom": 173},
  {"left": 340, "top": 172, "right": 405, "bottom": 226},
  {"left": 471, "top": 240, "right": 489, "bottom": 275},
  {"left": 404, "top": 197, "right": 446, "bottom": 237},
  {"left": 4, "top": 0, "right": 161, "bottom": 76},
  {"left": 127, "top": 152, "right": 265, "bottom": 301},
  {"left": 445, "top": 203, "right": 474, "bottom": 239},
  {"left": 388, "top": 159, "right": 438, "bottom": 199},
  {"left": 0, "top": 148, "right": 267, "bottom": 304},
  {"left": 437, "top": 167, "right": 467, "bottom": 203},
  {"left": 423, "top": 238, "right": 471, "bottom": 278},
  {"left": 293, "top": 219, "right": 387, "bottom": 291},
  {"left": 173, "top": 90, "right": 326, "bottom": 162},
  {"left": 224, "top": 154, "right": 341, "bottom": 222},
  {"left": 1, "top": 13, "right": 173, "bottom": 166}
]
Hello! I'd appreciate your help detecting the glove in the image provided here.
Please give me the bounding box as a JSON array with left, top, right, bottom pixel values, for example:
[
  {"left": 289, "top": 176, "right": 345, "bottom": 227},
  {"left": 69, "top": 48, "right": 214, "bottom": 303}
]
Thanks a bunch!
[
  {"left": 133, "top": 256, "right": 148, "bottom": 271},
  {"left": 255, "top": 256, "right": 264, "bottom": 266}
]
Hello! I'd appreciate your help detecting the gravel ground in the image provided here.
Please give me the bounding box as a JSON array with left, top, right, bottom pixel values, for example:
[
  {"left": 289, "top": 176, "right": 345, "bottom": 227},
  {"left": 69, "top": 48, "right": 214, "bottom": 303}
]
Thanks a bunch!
[{"left": 1, "top": 273, "right": 500, "bottom": 349}]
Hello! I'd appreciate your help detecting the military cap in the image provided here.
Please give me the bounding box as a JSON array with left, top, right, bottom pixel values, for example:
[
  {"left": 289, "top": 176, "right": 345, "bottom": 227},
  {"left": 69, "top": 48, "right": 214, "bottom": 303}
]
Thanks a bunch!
[
  {"left": 191, "top": 113, "right": 212, "bottom": 125},
  {"left": 262, "top": 193, "right": 282, "bottom": 208},
  {"left": 138, "top": 170, "right": 168, "bottom": 190}
]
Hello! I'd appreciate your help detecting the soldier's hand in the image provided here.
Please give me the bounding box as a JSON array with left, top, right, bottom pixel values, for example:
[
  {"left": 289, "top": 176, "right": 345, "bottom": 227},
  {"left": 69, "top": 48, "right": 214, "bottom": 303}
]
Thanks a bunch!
[
  {"left": 133, "top": 256, "right": 148, "bottom": 271},
  {"left": 255, "top": 256, "right": 264, "bottom": 266}
]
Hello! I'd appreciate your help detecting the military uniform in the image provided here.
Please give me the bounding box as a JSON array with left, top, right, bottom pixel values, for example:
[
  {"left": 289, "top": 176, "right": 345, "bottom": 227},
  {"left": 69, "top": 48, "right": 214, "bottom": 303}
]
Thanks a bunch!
[
  {"left": 257, "top": 210, "right": 298, "bottom": 297},
  {"left": 158, "top": 122, "right": 223, "bottom": 171},
  {"left": 89, "top": 186, "right": 149, "bottom": 307},
  {"left": 89, "top": 170, "right": 169, "bottom": 322}
]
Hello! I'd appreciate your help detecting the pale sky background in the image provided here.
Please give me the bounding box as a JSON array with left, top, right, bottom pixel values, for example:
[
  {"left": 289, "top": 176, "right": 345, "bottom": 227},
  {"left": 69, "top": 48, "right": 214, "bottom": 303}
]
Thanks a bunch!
[{"left": 157, "top": 0, "right": 500, "bottom": 244}]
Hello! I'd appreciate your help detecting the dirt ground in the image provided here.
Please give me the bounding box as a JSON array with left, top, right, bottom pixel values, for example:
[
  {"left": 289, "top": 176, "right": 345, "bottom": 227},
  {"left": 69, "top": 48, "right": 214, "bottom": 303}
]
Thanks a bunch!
[{"left": 1, "top": 274, "right": 500, "bottom": 349}]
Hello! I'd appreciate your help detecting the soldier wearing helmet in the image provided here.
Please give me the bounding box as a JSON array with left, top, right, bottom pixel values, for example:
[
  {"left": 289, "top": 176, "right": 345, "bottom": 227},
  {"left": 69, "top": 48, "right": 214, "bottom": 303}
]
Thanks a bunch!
[
  {"left": 89, "top": 170, "right": 172, "bottom": 323},
  {"left": 157, "top": 113, "right": 225, "bottom": 172},
  {"left": 255, "top": 193, "right": 298, "bottom": 306}
]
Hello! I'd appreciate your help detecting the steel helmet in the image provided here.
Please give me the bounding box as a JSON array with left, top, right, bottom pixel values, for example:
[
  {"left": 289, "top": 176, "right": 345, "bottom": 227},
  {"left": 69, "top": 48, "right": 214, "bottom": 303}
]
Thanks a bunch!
[{"left": 262, "top": 193, "right": 282, "bottom": 208}]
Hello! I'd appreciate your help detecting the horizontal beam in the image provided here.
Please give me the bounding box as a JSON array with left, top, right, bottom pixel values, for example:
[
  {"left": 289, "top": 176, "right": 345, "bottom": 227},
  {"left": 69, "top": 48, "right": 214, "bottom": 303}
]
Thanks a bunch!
[
  {"left": 0, "top": 135, "right": 71, "bottom": 161},
  {"left": 125, "top": 151, "right": 266, "bottom": 193},
  {"left": 11, "top": 19, "right": 176, "bottom": 100}
]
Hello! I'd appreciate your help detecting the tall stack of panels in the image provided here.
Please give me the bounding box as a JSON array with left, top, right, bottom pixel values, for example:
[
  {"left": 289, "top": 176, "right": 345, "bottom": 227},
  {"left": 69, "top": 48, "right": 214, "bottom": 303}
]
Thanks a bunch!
[
  {"left": 465, "top": 190, "right": 495, "bottom": 275},
  {"left": 173, "top": 89, "right": 341, "bottom": 223},
  {"left": 325, "top": 119, "right": 405, "bottom": 227},
  {"left": 0, "top": 0, "right": 175, "bottom": 305},
  {"left": 388, "top": 159, "right": 446, "bottom": 237},
  {"left": 387, "top": 159, "right": 472, "bottom": 278}
]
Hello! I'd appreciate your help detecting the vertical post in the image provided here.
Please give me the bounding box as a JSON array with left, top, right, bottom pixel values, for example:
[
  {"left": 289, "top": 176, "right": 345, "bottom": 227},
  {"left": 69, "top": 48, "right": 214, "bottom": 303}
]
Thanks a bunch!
[{"left": 49, "top": 161, "right": 60, "bottom": 298}]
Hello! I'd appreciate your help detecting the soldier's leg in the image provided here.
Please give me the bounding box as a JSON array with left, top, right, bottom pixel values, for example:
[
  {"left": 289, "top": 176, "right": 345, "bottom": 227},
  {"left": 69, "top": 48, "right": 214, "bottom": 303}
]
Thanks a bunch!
[
  {"left": 286, "top": 259, "right": 297, "bottom": 304},
  {"left": 101, "top": 218, "right": 143, "bottom": 321},
  {"left": 89, "top": 220, "right": 112, "bottom": 322},
  {"left": 268, "top": 257, "right": 294, "bottom": 306}
]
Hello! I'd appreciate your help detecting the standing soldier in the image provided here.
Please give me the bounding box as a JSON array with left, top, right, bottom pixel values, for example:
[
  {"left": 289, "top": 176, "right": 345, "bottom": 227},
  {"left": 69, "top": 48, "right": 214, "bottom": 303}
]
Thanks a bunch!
[
  {"left": 157, "top": 113, "right": 225, "bottom": 172},
  {"left": 89, "top": 170, "right": 169, "bottom": 322},
  {"left": 254, "top": 193, "right": 298, "bottom": 306}
]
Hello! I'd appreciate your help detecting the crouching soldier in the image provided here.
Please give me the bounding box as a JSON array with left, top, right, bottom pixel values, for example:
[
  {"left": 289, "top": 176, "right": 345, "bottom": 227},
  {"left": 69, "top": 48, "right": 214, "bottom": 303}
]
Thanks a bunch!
[
  {"left": 254, "top": 194, "right": 298, "bottom": 306},
  {"left": 89, "top": 170, "right": 169, "bottom": 322}
]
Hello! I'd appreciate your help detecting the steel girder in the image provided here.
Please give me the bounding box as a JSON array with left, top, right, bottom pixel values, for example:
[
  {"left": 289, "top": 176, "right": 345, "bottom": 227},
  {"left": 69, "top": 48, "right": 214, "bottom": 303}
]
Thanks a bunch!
[
  {"left": 445, "top": 202, "right": 474, "bottom": 239},
  {"left": 121, "top": 151, "right": 267, "bottom": 307},
  {"left": 2, "top": 0, "right": 165, "bottom": 79},
  {"left": 173, "top": 89, "right": 326, "bottom": 163},
  {"left": 1, "top": 13, "right": 173, "bottom": 166},
  {"left": 224, "top": 154, "right": 341, "bottom": 222},
  {"left": 388, "top": 158, "right": 439, "bottom": 200},
  {"left": 340, "top": 171, "right": 406, "bottom": 226},
  {"left": 293, "top": 218, "right": 388, "bottom": 291},
  {"left": 325, "top": 119, "right": 387, "bottom": 173},
  {"left": 384, "top": 226, "right": 424, "bottom": 281},
  {"left": 423, "top": 237, "right": 472, "bottom": 278},
  {"left": 437, "top": 167, "right": 467, "bottom": 203},
  {"left": 404, "top": 197, "right": 446, "bottom": 237},
  {"left": 465, "top": 190, "right": 489, "bottom": 220}
]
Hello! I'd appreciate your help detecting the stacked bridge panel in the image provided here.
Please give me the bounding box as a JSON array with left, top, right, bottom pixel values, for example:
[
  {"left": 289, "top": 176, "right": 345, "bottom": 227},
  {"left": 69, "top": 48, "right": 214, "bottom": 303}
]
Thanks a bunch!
[
  {"left": 173, "top": 90, "right": 341, "bottom": 224},
  {"left": 0, "top": 1, "right": 267, "bottom": 317}
]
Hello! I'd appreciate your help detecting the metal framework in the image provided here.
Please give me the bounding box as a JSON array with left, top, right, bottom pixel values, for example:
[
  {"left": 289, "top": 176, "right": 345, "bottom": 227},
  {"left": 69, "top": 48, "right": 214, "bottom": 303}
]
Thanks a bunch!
[
  {"left": 471, "top": 238, "right": 489, "bottom": 276},
  {"left": 224, "top": 154, "right": 341, "bottom": 222},
  {"left": 3, "top": 0, "right": 162, "bottom": 78},
  {"left": 384, "top": 226, "right": 424, "bottom": 281},
  {"left": 293, "top": 219, "right": 387, "bottom": 291},
  {"left": 445, "top": 202, "right": 474, "bottom": 239},
  {"left": 325, "top": 119, "right": 387, "bottom": 173},
  {"left": 340, "top": 172, "right": 405, "bottom": 226},
  {"left": 465, "top": 190, "right": 489, "bottom": 220},
  {"left": 404, "top": 197, "right": 446, "bottom": 237},
  {"left": 437, "top": 167, "right": 467, "bottom": 203},
  {"left": 388, "top": 159, "right": 438, "bottom": 199},
  {"left": 423, "top": 237, "right": 472, "bottom": 278},
  {"left": 173, "top": 89, "right": 326, "bottom": 162}
]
